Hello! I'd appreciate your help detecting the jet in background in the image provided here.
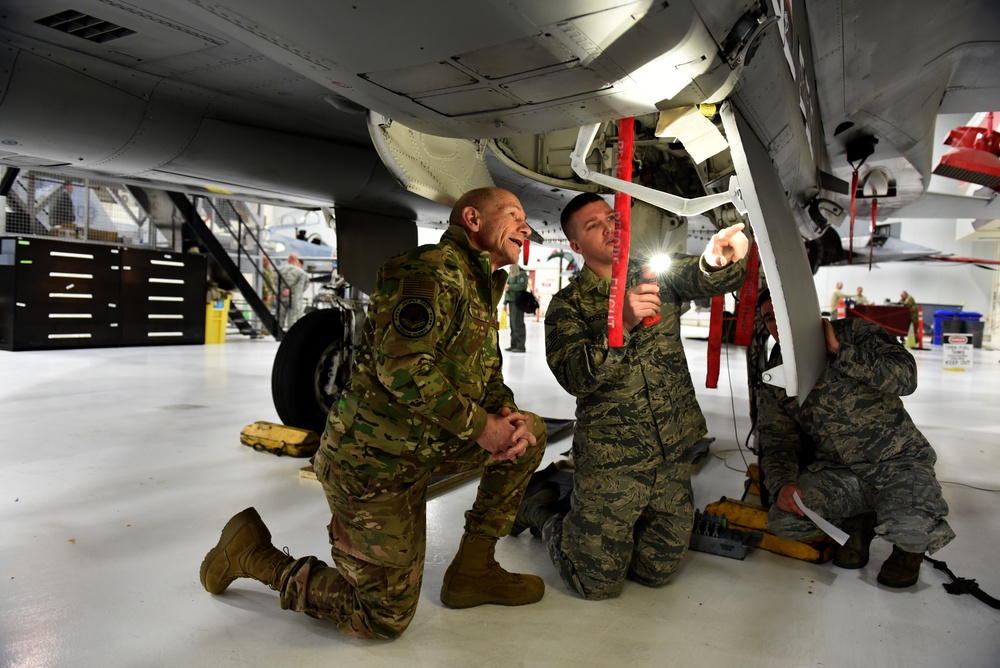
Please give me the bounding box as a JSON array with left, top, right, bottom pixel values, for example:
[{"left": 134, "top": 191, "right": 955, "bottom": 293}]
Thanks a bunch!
[
  {"left": 1, "top": 0, "right": 998, "bottom": 399},
  {"left": 264, "top": 221, "right": 336, "bottom": 275}
]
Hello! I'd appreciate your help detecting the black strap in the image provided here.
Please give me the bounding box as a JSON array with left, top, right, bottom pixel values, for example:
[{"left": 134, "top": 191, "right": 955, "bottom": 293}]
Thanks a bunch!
[{"left": 924, "top": 555, "right": 1000, "bottom": 610}]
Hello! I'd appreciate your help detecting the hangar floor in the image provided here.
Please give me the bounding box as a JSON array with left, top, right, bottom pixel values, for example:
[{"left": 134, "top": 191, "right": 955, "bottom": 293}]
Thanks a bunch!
[{"left": 2, "top": 318, "right": 998, "bottom": 667}]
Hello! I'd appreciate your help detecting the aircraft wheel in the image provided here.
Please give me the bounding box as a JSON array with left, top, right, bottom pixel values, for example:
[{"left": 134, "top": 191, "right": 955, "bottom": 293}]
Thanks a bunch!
[{"left": 271, "top": 308, "right": 352, "bottom": 434}]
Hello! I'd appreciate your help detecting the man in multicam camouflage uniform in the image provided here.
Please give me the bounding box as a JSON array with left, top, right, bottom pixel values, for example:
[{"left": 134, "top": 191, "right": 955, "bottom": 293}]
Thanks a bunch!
[
  {"left": 260, "top": 255, "right": 277, "bottom": 308},
  {"left": 900, "top": 290, "right": 918, "bottom": 337},
  {"left": 513, "top": 192, "right": 749, "bottom": 600},
  {"left": 828, "top": 281, "right": 850, "bottom": 319},
  {"left": 757, "top": 290, "right": 954, "bottom": 588},
  {"left": 504, "top": 264, "right": 529, "bottom": 352},
  {"left": 200, "top": 187, "right": 548, "bottom": 638}
]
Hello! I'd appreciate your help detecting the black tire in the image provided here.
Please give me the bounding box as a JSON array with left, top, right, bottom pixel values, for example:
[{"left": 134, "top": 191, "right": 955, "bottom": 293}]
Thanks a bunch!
[{"left": 271, "top": 308, "right": 353, "bottom": 434}]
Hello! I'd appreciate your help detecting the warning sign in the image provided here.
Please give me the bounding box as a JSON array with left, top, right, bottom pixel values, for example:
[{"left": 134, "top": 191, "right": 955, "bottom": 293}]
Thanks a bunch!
[{"left": 943, "top": 334, "right": 973, "bottom": 372}]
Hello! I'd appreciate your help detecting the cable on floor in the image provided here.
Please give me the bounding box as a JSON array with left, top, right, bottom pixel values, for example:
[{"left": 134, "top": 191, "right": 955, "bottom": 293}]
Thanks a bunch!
[
  {"left": 939, "top": 480, "right": 1000, "bottom": 493},
  {"left": 924, "top": 555, "right": 1000, "bottom": 610}
]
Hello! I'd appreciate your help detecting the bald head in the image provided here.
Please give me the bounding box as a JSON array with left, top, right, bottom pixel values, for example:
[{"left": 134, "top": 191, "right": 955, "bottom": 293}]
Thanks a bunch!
[
  {"left": 450, "top": 188, "right": 505, "bottom": 226},
  {"left": 450, "top": 187, "right": 530, "bottom": 271}
]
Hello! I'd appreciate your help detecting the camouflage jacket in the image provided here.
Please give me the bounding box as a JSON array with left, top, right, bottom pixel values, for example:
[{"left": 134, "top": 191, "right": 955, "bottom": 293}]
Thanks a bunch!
[
  {"left": 545, "top": 254, "right": 747, "bottom": 472},
  {"left": 321, "top": 225, "right": 515, "bottom": 478},
  {"left": 759, "top": 317, "right": 933, "bottom": 493},
  {"left": 829, "top": 289, "right": 850, "bottom": 313},
  {"left": 504, "top": 267, "right": 529, "bottom": 303},
  {"left": 261, "top": 265, "right": 277, "bottom": 301},
  {"left": 277, "top": 262, "right": 310, "bottom": 295}
]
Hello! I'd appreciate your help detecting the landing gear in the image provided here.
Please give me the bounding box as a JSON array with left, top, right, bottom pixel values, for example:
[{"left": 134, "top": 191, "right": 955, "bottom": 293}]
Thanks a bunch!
[{"left": 270, "top": 308, "right": 354, "bottom": 434}]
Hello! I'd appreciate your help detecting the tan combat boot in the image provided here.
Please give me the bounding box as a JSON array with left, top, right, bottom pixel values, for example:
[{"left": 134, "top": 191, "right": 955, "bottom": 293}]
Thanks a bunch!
[
  {"left": 877, "top": 544, "right": 924, "bottom": 588},
  {"left": 440, "top": 533, "right": 545, "bottom": 609},
  {"left": 200, "top": 507, "right": 295, "bottom": 594}
]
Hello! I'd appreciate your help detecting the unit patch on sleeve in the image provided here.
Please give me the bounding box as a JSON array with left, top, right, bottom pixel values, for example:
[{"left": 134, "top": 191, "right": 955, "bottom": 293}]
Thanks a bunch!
[{"left": 392, "top": 298, "right": 435, "bottom": 338}]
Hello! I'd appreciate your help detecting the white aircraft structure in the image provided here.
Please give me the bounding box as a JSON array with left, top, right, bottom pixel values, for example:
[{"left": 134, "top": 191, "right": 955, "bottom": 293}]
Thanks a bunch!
[
  {"left": 264, "top": 225, "right": 336, "bottom": 274},
  {"left": 1, "top": 0, "right": 998, "bottom": 427}
]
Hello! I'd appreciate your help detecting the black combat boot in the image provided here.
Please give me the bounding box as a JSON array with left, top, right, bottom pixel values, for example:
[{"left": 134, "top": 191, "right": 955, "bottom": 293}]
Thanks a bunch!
[
  {"left": 877, "top": 545, "right": 925, "bottom": 588},
  {"left": 832, "top": 511, "right": 877, "bottom": 569},
  {"left": 200, "top": 507, "right": 295, "bottom": 594},
  {"left": 511, "top": 485, "right": 560, "bottom": 538},
  {"left": 440, "top": 533, "right": 545, "bottom": 608}
]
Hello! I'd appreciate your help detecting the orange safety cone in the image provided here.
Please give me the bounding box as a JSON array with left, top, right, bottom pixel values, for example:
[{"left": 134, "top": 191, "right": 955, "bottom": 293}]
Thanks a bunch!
[
  {"left": 915, "top": 305, "right": 926, "bottom": 349},
  {"left": 837, "top": 297, "right": 846, "bottom": 320}
]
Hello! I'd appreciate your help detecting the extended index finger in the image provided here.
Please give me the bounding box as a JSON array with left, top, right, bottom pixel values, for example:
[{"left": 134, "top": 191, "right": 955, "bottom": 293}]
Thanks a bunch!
[{"left": 716, "top": 222, "right": 746, "bottom": 241}]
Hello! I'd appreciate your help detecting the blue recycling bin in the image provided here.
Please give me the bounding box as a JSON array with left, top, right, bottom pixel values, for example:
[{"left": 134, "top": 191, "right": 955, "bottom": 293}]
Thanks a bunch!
[{"left": 932, "top": 310, "right": 960, "bottom": 345}]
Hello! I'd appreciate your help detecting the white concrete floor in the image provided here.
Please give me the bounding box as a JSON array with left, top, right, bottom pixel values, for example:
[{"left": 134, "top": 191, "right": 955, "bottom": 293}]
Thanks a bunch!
[{"left": 2, "top": 318, "right": 998, "bottom": 667}]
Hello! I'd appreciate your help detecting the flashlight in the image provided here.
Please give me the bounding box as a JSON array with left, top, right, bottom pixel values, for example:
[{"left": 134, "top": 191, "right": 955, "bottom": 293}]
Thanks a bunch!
[{"left": 641, "top": 254, "right": 671, "bottom": 326}]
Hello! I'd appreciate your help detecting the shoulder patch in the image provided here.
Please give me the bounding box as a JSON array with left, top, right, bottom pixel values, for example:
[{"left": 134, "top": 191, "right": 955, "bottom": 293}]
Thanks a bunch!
[{"left": 392, "top": 297, "right": 435, "bottom": 338}]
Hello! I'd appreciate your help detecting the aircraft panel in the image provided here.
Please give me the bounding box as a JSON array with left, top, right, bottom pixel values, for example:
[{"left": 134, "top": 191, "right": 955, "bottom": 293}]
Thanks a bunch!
[
  {"left": 721, "top": 103, "right": 826, "bottom": 400},
  {"left": 889, "top": 192, "right": 1000, "bottom": 221},
  {"left": 335, "top": 209, "right": 418, "bottom": 296}
]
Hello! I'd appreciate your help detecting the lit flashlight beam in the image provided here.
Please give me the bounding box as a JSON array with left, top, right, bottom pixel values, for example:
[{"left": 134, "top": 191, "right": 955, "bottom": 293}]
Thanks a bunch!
[
  {"left": 569, "top": 123, "right": 746, "bottom": 217},
  {"left": 647, "top": 253, "right": 672, "bottom": 273}
]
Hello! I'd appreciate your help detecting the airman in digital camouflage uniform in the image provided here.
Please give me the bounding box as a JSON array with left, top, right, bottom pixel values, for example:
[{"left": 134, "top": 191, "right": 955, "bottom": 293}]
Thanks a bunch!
[
  {"left": 200, "top": 188, "right": 548, "bottom": 638},
  {"left": 513, "top": 192, "right": 749, "bottom": 600},
  {"left": 277, "top": 253, "right": 311, "bottom": 328},
  {"left": 757, "top": 290, "right": 954, "bottom": 588}
]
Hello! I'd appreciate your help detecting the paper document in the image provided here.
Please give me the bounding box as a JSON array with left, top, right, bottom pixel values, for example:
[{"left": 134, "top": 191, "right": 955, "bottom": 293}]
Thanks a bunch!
[{"left": 793, "top": 492, "right": 849, "bottom": 545}]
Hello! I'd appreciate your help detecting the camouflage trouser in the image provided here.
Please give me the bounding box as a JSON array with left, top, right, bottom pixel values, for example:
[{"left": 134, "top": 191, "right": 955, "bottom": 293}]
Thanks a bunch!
[
  {"left": 276, "top": 414, "right": 547, "bottom": 639},
  {"left": 767, "top": 457, "right": 955, "bottom": 554},
  {"left": 279, "top": 294, "right": 304, "bottom": 329},
  {"left": 542, "top": 461, "right": 693, "bottom": 600},
  {"left": 509, "top": 301, "right": 525, "bottom": 349}
]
